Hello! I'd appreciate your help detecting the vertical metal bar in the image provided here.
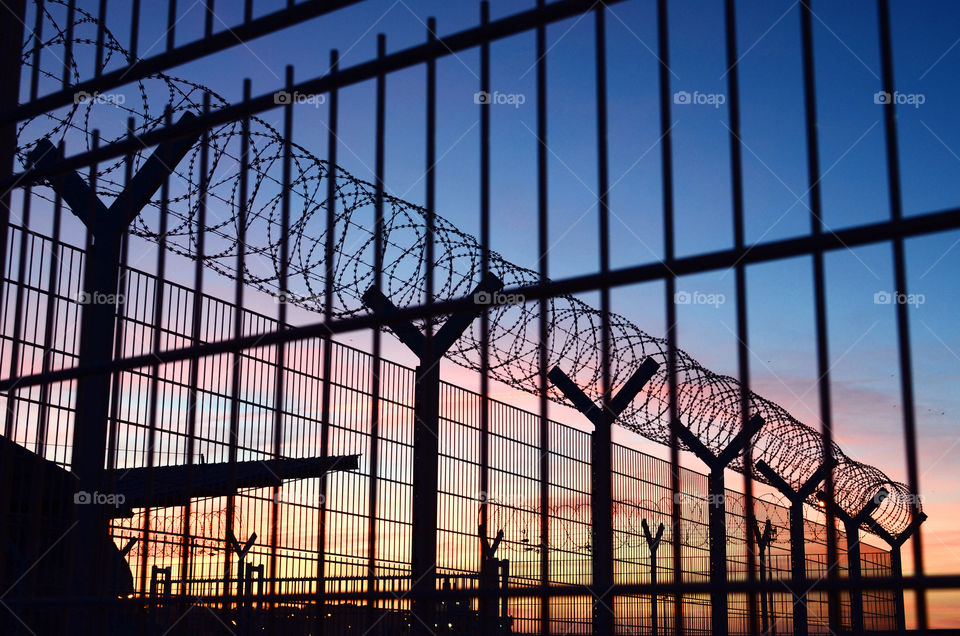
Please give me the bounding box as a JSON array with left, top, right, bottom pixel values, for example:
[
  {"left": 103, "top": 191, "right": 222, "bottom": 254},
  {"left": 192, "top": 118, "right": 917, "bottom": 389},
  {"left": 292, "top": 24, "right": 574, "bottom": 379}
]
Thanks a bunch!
[
  {"left": 3, "top": 181, "right": 32, "bottom": 440},
  {"left": 21, "top": 185, "right": 62, "bottom": 618},
  {"left": 592, "top": 4, "right": 615, "bottom": 635},
  {"left": 269, "top": 63, "right": 294, "bottom": 616},
  {"left": 535, "top": 1, "right": 550, "bottom": 633},
  {"left": 62, "top": 0, "right": 76, "bottom": 87},
  {"left": 723, "top": 1, "right": 760, "bottom": 633},
  {"left": 138, "top": 111, "right": 166, "bottom": 597},
  {"left": 107, "top": 117, "right": 135, "bottom": 476},
  {"left": 478, "top": 5, "right": 493, "bottom": 632},
  {"left": 179, "top": 92, "right": 210, "bottom": 589},
  {"left": 94, "top": 0, "right": 107, "bottom": 76},
  {"left": 424, "top": 15, "right": 437, "bottom": 473},
  {"left": 223, "top": 77, "right": 252, "bottom": 615},
  {"left": 29, "top": 0, "right": 44, "bottom": 101},
  {"left": 36, "top": 170, "right": 64, "bottom": 457},
  {"left": 129, "top": 0, "right": 141, "bottom": 61},
  {"left": 204, "top": 0, "right": 215, "bottom": 38},
  {"left": 367, "top": 32, "right": 387, "bottom": 627},
  {"left": 0, "top": 6, "right": 26, "bottom": 612},
  {"left": 876, "top": 1, "right": 926, "bottom": 630},
  {"left": 655, "top": 1, "right": 683, "bottom": 633},
  {"left": 166, "top": 0, "right": 177, "bottom": 52},
  {"left": 799, "top": 2, "right": 842, "bottom": 631},
  {"left": 316, "top": 46, "right": 339, "bottom": 622},
  {"left": 477, "top": 5, "right": 494, "bottom": 633}
]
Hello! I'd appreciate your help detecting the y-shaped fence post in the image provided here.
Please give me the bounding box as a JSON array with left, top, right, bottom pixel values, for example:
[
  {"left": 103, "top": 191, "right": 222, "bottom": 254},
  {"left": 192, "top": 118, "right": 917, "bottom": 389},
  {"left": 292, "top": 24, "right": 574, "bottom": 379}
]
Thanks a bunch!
[
  {"left": 861, "top": 500, "right": 926, "bottom": 632},
  {"left": 478, "top": 518, "right": 505, "bottom": 632},
  {"left": 816, "top": 487, "right": 888, "bottom": 634},
  {"left": 673, "top": 414, "right": 765, "bottom": 636},
  {"left": 753, "top": 518, "right": 774, "bottom": 635},
  {"left": 362, "top": 272, "right": 503, "bottom": 633},
  {"left": 548, "top": 357, "right": 660, "bottom": 636},
  {"left": 642, "top": 519, "right": 665, "bottom": 636},
  {"left": 26, "top": 122, "right": 199, "bottom": 618},
  {"left": 756, "top": 457, "right": 835, "bottom": 636}
]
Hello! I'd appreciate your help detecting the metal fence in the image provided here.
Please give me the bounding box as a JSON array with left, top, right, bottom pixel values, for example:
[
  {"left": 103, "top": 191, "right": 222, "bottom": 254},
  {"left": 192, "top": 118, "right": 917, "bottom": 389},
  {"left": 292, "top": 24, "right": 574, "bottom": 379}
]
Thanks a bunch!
[
  {"left": 0, "top": 0, "right": 950, "bottom": 634},
  {"left": 0, "top": 223, "right": 895, "bottom": 634}
]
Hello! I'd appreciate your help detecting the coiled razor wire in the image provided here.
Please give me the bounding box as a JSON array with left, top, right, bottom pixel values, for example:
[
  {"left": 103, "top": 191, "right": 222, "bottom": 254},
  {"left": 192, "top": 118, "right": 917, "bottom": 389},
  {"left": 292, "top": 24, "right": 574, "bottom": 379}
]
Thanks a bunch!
[
  {"left": 484, "top": 496, "right": 792, "bottom": 555},
  {"left": 14, "top": 0, "right": 918, "bottom": 539}
]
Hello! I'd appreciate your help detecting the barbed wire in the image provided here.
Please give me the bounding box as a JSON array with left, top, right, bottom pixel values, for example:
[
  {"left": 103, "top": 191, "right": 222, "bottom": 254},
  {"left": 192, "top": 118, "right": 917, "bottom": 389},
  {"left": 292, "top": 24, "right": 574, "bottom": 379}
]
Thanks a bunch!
[
  {"left": 484, "top": 495, "right": 794, "bottom": 556},
  {"left": 113, "top": 503, "right": 245, "bottom": 559},
  {"left": 14, "top": 0, "right": 918, "bottom": 539}
]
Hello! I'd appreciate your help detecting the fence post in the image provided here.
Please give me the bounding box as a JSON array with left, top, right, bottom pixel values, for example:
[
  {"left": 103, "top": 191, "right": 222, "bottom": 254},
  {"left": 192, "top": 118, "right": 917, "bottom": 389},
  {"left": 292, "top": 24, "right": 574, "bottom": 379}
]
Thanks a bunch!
[
  {"left": 548, "top": 357, "right": 660, "bottom": 636},
  {"left": 861, "top": 503, "right": 926, "bottom": 632},
  {"left": 479, "top": 518, "right": 504, "bottom": 631},
  {"left": 816, "top": 487, "right": 888, "bottom": 634},
  {"left": 362, "top": 272, "right": 503, "bottom": 634},
  {"left": 25, "top": 124, "right": 199, "bottom": 634},
  {"left": 673, "top": 413, "right": 765, "bottom": 635},
  {"left": 756, "top": 457, "right": 835, "bottom": 636},
  {"left": 753, "top": 518, "right": 775, "bottom": 635},
  {"left": 642, "top": 519, "right": 665, "bottom": 636}
]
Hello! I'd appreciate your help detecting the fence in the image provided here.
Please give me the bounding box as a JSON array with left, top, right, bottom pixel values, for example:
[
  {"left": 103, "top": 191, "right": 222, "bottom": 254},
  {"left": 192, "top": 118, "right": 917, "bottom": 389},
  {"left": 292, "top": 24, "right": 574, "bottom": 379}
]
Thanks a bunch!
[
  {"left": 0, "top": 0, "right": 949, "bottom": 634},
  {"left": 1, "top": 222, "right": 894, "bottom": 633}
]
